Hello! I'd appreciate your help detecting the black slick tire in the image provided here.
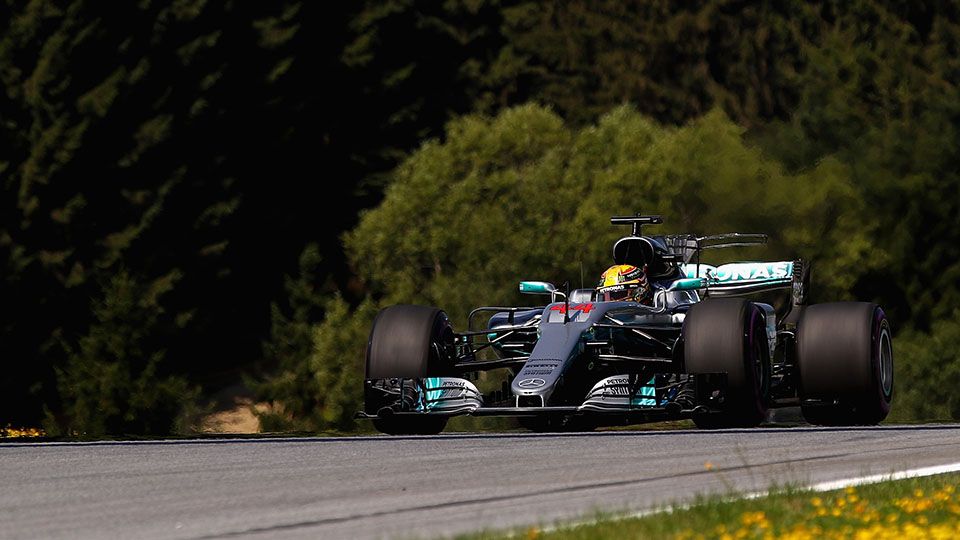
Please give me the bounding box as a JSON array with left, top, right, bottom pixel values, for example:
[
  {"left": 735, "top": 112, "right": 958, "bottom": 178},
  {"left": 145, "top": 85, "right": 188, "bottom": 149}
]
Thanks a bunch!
[
  {"left": 365, "top": 305, "right": 454, "bottom": 435},
  {"left": 797, "top": 302, "right": 893, "bottom": 426},
  {"left": 683, "top": 298, "right": 770, "bottom": 429}
]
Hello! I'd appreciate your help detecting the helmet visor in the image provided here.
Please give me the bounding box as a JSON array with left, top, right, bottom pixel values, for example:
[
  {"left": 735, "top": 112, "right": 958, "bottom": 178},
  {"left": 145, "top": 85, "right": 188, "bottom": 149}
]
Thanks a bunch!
[{"left": 598, "top": 284, "right": 636, "bottom": 302}]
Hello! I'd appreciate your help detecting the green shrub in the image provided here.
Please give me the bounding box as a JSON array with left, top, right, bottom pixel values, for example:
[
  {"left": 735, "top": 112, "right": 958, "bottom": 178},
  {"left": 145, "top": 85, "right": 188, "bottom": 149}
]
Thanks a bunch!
[{"left": 46, "top": 270, "right": 197, "bottom": 437}]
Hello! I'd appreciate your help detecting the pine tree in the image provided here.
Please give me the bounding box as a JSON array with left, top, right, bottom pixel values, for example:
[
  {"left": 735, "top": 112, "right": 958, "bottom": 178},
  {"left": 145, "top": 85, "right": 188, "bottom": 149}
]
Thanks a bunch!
[
  {"left": 47, "top": 270, "right": 197, "bottom": 437},
  {"left": 253, "top": 244, "right": 326, "bottom": 431},
  {"left": 0, "top": 1, "right": 297, "bottom": 428}
]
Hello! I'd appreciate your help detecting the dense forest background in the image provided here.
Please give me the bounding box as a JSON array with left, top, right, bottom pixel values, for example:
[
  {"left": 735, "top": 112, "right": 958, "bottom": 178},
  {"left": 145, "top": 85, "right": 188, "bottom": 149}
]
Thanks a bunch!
[{"left": 2, "top": 0, "right": 960, "bottom": 435}]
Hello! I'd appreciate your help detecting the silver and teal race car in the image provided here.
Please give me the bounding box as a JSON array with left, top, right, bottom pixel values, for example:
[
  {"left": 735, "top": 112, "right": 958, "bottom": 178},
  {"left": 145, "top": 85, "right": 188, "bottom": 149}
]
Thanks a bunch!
[{"left": 359, "top": 214, "right": 894, "bottom": 434}]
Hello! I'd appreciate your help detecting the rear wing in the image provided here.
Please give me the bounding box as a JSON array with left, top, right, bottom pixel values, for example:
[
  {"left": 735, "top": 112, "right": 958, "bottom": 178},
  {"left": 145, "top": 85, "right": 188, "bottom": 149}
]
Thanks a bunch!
[
  {"left": 680, "top": 261, "right": 792, "bottom": 296},
  {"left": 679, "top": 260, "right": 809, "bottom": 306},
  {"left": 662, "top": 233, "right": 768, "bottom": 266}
]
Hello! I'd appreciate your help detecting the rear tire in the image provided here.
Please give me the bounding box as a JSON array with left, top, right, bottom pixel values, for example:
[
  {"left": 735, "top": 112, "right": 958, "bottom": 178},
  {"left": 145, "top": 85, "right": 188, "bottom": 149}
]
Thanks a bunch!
[
  {"left": 365, "top": 305, "right": 454, "bottom": 435},
  {"left": 683, "top": 299, "right": 770, "bottom": 429},
  {"left": 797, "top": 303, "right": 893, "bottom": 426}
]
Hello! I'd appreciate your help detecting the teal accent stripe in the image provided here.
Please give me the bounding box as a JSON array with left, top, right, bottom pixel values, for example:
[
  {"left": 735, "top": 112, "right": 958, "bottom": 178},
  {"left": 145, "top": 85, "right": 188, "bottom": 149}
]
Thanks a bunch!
[
  {"left": 423, "top": 377, "right": 443, "bottom": 410},
  {"left": 631, "top": 376, "right": 657, "bottom": 407}
]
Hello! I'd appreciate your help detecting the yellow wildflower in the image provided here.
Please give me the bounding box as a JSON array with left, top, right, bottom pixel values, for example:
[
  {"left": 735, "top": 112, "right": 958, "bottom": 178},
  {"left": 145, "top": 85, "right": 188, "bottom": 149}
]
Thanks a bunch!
[
  {"left": 0, "top": 426, "right": 45, "bottom": 438},
  {"left": 931, "top": 524, "right": 957, "bottom": 540}
]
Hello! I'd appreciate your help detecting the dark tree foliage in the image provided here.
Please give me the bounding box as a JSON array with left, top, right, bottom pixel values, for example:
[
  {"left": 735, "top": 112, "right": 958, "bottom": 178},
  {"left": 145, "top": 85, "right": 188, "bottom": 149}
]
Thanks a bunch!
[
  {"left": 0, "top": 1, "right": 316, "bottom": 427},
  {"left": 251, "top": 244, "right": 326, "bottom": 431},
  {"left": 1, "top": 0, "right": 280, "bottom": 426},
  {"left": 49, "top": 270, "right": 196, "bottom": 436},
  {"left": 477, "top": 1, "right": 818, "bottom": 125},
  {"left": 0, "top": 0, "right": 508, "bottom": 430},
  {"left": 340, "top": 0, "right": 508, "bottom": 192}
]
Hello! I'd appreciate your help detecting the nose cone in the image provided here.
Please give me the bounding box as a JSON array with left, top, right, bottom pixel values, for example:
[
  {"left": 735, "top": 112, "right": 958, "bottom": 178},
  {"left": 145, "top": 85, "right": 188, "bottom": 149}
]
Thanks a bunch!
[{"left": 511, "top": 356, "right": 565, "bottom": 406}]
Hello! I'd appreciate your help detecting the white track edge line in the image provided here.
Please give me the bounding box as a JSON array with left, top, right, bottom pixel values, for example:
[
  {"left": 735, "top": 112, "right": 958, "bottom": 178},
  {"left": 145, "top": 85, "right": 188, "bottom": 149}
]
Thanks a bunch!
[
  {"left": 532, "top": 461, "right": 960, "bottom": 536},
  {"left": 807, "top": 461, "right": 960, "bottom": 492}
]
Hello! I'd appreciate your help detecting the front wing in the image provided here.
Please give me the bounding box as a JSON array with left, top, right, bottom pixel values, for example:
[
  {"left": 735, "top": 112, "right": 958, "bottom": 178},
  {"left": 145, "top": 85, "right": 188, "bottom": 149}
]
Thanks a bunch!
[{"left": 357, "top": 376, "right": 715, "bottom": 423}]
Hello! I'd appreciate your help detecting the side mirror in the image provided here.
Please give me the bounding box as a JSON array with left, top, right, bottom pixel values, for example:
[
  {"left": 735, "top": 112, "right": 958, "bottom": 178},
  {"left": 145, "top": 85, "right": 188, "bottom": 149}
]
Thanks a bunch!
[
  {"left": 668, "top": 277, "right": 706, "bottom": 291},
  {"left": 519, "top": 281, "right": 565, "bottom": 303}
]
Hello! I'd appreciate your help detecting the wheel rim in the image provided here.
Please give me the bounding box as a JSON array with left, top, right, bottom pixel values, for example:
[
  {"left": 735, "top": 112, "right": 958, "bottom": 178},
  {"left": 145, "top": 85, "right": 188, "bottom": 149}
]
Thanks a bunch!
[
  {"left": 754, "top": 336, "right": 764, "bottom": 392},
  {"left": 749, "top": 311, "right": 768, "bottom": 398},
  {"left": 878, "top": 323, "right": 893, "bottom": 397},
  {"left": 743, "top": 308, "right": 769, "bottom": 414}
]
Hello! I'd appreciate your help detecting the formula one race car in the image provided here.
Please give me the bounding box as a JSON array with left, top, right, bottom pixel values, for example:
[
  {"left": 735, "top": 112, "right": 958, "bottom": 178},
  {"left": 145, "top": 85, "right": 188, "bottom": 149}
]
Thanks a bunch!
[{"left": 359, "top": 214, "right": 894, "bottom": 434}]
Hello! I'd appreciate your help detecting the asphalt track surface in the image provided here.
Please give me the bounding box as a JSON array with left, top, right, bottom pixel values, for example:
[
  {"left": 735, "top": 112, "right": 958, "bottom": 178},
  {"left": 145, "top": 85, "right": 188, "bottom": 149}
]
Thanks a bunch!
[{"left": 3, "top": 425, "right": 960, "bottom": 539}]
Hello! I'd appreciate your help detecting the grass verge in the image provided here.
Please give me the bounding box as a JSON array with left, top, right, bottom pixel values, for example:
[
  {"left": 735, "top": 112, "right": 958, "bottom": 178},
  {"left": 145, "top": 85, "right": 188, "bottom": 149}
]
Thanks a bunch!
[{"left": 460, "top": 472, "right": 960, "bottom": 540}]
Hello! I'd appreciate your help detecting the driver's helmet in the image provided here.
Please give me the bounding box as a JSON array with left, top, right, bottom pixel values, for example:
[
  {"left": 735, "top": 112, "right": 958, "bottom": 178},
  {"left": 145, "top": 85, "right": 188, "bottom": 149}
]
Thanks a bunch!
[{"left": 597, "top": 264, "right": 652, "bottom": 303}]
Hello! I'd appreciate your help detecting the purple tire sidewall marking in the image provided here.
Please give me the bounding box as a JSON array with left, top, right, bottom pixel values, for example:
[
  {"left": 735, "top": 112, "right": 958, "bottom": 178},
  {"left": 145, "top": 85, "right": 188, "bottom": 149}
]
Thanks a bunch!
[{"left": 873, "top": 307, "right": 893, "bottom": 402}]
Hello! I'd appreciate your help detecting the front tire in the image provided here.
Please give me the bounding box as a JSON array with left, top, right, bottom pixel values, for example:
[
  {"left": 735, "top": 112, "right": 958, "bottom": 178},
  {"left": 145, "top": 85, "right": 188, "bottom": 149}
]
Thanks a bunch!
[
  {"left": 365, "top": 305, "right": 454, "bottom": 435},
  {"left": 683, "top": 298, "right": 770, "bottom": 429},
  {"left": 797, "top": 302, "right": 893, "bottom": 426}
]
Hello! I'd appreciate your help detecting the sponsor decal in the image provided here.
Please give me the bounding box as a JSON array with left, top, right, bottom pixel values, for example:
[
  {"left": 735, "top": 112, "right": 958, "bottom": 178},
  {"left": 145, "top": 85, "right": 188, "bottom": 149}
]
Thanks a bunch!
[
  {"left": 682, "top": 264, "right": 717, "bottom": 279},
  {"left": 520, "top": 361, "right": 559, "bottom": 376},
  {"left": 420, "top": 378, "right": 473, "bottom": 407},
  {"left": 549, "top": 303, "right": 594, "bottom": 314},
  {"left": 517, "top": 378, "right": 546, "bottom": 389},
  {"left": 682, "top": 262, "right": 792, "bottom": 282},
  {"left": 524, "top": 362, "right": 559, "bottom": 369},
  {"left": 714, "top": 262, "right": 791, "bottom": 282},
  {"left": 598, "top": 377, "right": 630, "bottom": 396},
  {"left": 586, "top": 376, "right": 658, "bottom": 406}
]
